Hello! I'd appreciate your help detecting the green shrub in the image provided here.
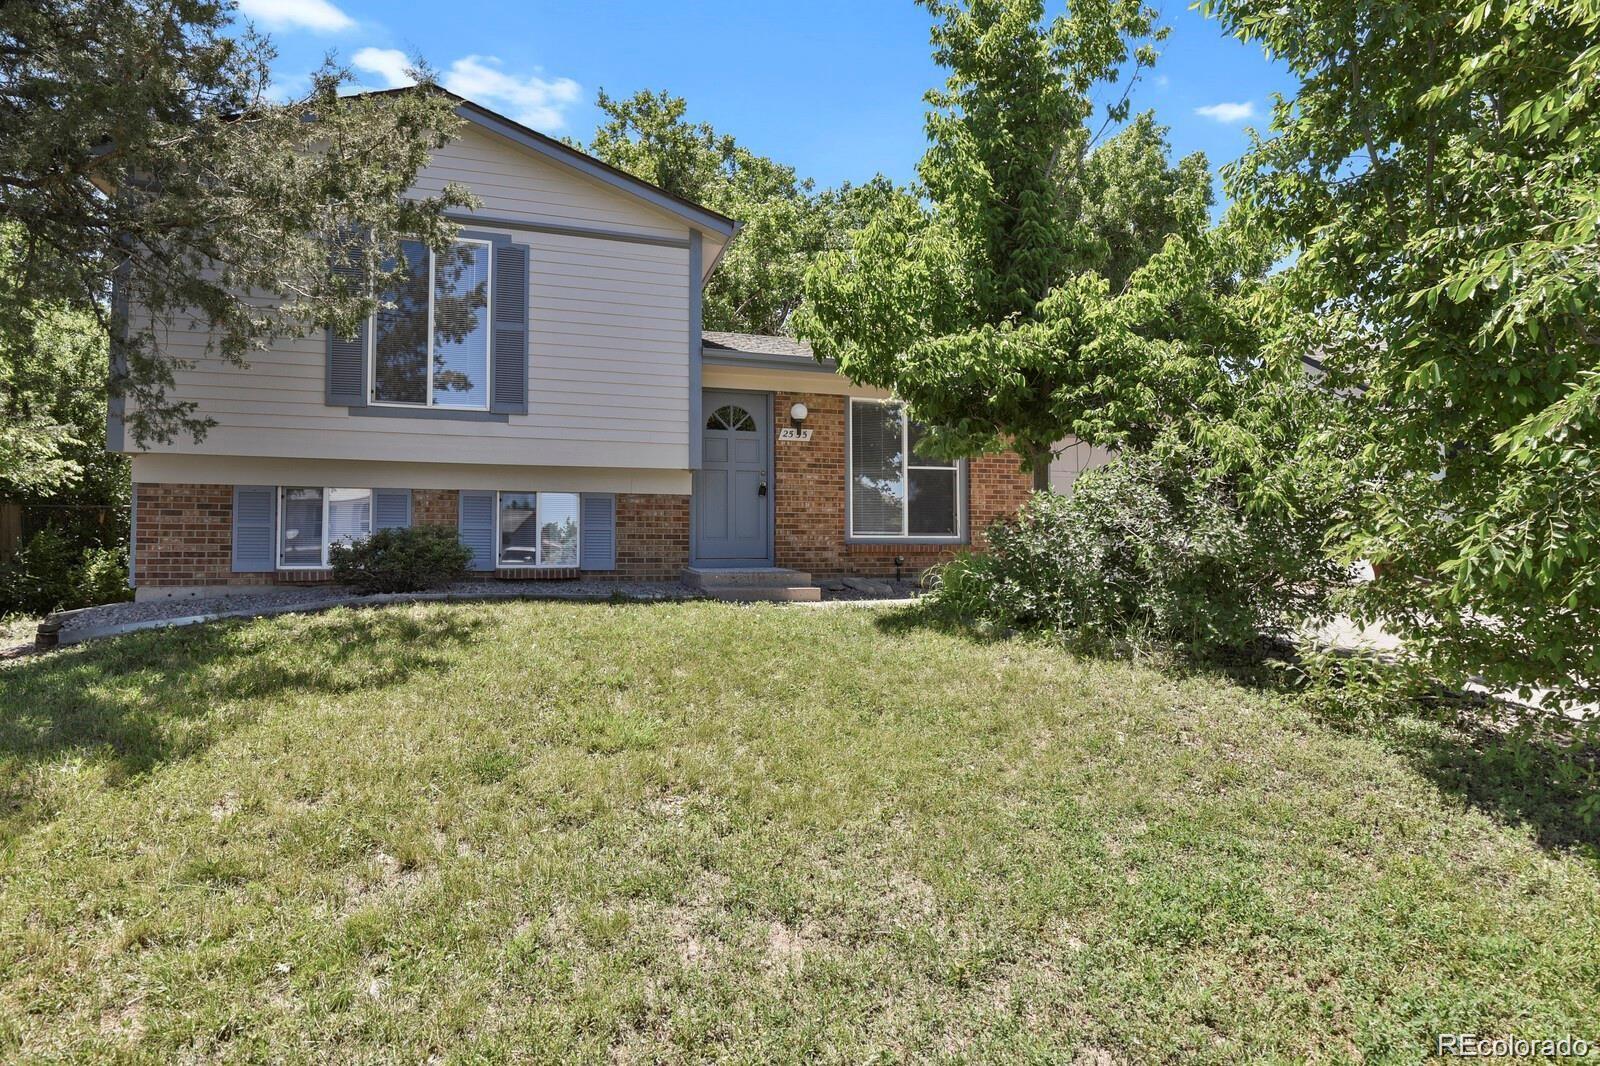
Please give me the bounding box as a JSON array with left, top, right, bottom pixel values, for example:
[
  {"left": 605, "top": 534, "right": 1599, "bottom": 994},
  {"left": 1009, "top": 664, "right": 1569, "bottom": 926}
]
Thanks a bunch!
[
  {"left": 329, "top": 526, "right": 472, "bottom": 594},
  {"left": 0, "top": 528, "right": 78, "bottom": 614},
  {"left": 72, "top": 546, "right": 132, "bottom": 608},
  {"left": 0, "top": 529, "right": 131, "bottom": 615},
  {"left": 925, "top": 452, "right": 1345, "bottom": 657}
]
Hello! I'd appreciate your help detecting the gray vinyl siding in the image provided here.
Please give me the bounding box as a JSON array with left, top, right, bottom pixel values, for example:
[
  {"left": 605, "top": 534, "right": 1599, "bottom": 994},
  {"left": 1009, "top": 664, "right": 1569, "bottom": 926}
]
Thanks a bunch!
[
  {"left": 1049, "top": 437, "right": 1115, "bottom": 493},
  {"left": 409, "top": 127, "right": 690, "bottom": 240},
  {"left": 125, "top": 124, "right": 694, "bottom": 471}
]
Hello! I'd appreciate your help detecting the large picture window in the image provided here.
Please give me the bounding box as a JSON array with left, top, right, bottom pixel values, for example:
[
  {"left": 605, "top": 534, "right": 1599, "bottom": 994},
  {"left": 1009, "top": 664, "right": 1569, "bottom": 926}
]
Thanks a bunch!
[
  {"left": 497, "top": 492, "right": 581, "bottom": 568},
  {"left": 848, "top": 399, "right": 962, "bottom": 540},
  {"left": 278, "top": 487, "right": 372, "bottom": 569},
  {"left": 371, "top": 238, "right": 492, "bottom": 409}
]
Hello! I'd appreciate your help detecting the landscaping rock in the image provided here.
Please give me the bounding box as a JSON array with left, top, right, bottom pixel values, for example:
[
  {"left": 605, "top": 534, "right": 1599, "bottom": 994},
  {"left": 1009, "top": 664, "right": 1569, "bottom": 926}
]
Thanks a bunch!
[{"left": 50, "top": 580, "right": 703, "bottom": 648}]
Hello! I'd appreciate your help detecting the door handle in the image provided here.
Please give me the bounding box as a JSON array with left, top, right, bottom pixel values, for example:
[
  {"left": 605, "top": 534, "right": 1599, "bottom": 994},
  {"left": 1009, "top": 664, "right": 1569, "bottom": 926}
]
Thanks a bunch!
[{"left": 758, "top": 479, "right": 768, "bottom": 497}]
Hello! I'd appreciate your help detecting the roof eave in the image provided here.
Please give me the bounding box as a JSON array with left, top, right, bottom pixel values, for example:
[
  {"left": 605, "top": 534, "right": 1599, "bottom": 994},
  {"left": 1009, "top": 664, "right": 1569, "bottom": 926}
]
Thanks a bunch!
[{"left": 701, "top": 347, "right": 837, "bottom": 374}]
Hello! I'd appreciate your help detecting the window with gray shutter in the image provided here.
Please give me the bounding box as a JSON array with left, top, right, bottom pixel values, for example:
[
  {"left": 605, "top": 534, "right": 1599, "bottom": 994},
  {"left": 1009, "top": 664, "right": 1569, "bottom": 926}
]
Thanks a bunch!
[
  {"left": 373, "top": 488, "right": 412, "bottom": 530},
  {"left": 458, "top": 491, "right": 496, "bottom": 571},
  {"left": 579, "top": 493, "right": 615, "bottom": 571},
  {"left": 232, "top": 486, "right": 277, "bottom": 572},
  {"left": 491, "top": 241, "right": 529, "bottom": 414},
  {"left": 326, "top": 246, "right": 368, "bottom": 407}
]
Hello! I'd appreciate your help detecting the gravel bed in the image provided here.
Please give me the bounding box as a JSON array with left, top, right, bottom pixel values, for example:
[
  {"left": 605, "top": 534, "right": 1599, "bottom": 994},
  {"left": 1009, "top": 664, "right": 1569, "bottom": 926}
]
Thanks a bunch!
[
  {"left": 52, "top": 580, "right": 701, "bottom": 643},
  {"left": 34, "top": 575, "right": 927, "bottom": 650}
]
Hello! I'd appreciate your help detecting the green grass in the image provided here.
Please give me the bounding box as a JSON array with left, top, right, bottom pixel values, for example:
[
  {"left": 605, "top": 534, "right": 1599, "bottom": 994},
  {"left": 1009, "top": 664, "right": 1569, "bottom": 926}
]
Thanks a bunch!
[{"left": 1, "top": 601, "right": 1596, "bottom": 1062}]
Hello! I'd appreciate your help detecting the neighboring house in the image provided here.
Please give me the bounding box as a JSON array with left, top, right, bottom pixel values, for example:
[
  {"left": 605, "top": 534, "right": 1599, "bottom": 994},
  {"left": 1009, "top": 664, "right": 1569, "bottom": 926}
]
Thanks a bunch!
[
  {"left": 1048, "top": 437, "right": 1114, "bottom": 493},
  {"left": 110, "top": 91, "right": 1032, "bottom": 600}
]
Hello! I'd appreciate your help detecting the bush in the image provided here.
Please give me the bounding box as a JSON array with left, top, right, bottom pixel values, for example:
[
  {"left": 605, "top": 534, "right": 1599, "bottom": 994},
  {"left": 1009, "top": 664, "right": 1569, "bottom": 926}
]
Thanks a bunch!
[
  {"left": 72, "top": 546, "right": 132, "bottom": 609},
  {"left": 924, "top": 451, "right": 1344, "bottom": 657},
  {"left": 0, "top": 528, "right": 131, "bottom": 615},
  {"left": 329, "top": 525, "right": 472, "bottom": 594}
]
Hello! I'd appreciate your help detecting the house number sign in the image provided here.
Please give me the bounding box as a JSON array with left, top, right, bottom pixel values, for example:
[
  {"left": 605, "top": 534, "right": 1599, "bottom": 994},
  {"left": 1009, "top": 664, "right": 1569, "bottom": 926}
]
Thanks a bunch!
[{"left": 778, "top": 427, "right": 813, "bottom": 442}]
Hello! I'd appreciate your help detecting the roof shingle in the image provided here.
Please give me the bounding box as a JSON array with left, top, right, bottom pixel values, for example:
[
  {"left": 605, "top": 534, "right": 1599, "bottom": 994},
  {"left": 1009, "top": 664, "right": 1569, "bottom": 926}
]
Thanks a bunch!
[{"left": 701, "top": 331, "right": 816, "bottom": 361}]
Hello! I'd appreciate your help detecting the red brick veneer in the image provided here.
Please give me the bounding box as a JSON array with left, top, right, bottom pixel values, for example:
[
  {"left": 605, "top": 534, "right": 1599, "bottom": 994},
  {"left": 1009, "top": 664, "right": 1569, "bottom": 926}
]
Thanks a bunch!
[
  {"left": 413, "top": 488, "right": 459, "bottom": 528},
  {"left": 610, "top": 493, "right": 691, "bottom": 580},
  {"left": 132, "top": 483, "right": 273, "bottom": 589},
  {"left": 771, "top": 392, "right": 1033, "bottom": 579},
  {"left": 133, "top": 483, "right": 692, "bottom": 587}
]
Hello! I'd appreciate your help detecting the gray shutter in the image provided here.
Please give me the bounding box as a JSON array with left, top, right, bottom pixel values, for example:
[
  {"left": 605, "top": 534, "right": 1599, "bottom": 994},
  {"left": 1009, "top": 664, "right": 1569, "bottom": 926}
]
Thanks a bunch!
[
  {"left": 374, "top": 488, "right": 411, "bottom": 530},
  {"left": 326, "top": 251, "right": 368, "bottom": 407},
  {"left": 232, "top": 486, "right": 277, "bottom": 572},
  {"left": 579, "top": 493, "right": 615, "bottom": 571},
  {"left": 491, "top": 242, "right": 529, "bottom": 414},
  {"left": 458, "top": 490, "right": 496, "bottom": 571}
]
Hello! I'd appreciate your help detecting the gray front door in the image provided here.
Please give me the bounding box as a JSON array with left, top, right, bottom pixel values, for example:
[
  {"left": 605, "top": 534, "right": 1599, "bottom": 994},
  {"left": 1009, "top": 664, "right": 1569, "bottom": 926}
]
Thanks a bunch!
[{"left": 694, "top": 390, "right": 770, "bottom": 563}]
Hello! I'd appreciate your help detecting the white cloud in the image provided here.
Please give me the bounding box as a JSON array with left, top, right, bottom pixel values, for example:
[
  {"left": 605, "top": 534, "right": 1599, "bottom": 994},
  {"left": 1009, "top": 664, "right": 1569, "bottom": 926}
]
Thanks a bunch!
[
  {"left": 237, "top": 0, "right": 354, "bottom": 33},
  {"left": 1194, "top": 101, "right": 1257, "bottom": 123},
  {"left": 350, "top": 49, "right": 582, "bottom": 131},
  {"left": 352, "top": 47, "right": 413, "bottom": 89},
  {"left": 442, "top": 55, "right": 582, "bottom": 131},
  {"left": 263, "top": 72, "right": 310, "bottom": 102}
]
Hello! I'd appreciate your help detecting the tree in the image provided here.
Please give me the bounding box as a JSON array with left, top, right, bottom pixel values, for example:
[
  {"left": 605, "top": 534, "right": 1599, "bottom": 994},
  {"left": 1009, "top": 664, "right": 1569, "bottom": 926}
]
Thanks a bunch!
[
  {"left": 1203, "top": 0, "right": 1600, "bottom": 708},
  {"left": 794, "top": 0, "right": 1216, "bottom": 487},
  {"left": 0, "top": 0, "right": 473, "bottom": 462},
  {"left": 0, "top": 226, "right": 121, "bottom": 500},
  {"left": 575, "top": 89, "right": 912, "bottom": 334}
]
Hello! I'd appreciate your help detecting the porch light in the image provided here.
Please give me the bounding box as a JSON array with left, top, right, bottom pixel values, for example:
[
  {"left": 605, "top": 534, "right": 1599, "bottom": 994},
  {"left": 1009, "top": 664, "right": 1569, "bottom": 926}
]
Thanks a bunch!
[{"left": 789, "top": 402, "right": 808, "bottom": 423}]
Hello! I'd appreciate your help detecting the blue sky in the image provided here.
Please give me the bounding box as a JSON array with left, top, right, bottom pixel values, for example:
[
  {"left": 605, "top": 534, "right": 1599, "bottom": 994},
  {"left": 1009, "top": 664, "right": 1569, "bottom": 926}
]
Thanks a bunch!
[{"left": 244, "top": 0, "right": 1295, "bottom": 209}]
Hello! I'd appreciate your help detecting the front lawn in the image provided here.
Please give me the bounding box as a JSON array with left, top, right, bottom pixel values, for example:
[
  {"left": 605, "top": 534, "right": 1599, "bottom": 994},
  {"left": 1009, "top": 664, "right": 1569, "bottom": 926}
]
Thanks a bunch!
[{"left": 1, "top": 602, "right": 1596, "bottom": 1061}]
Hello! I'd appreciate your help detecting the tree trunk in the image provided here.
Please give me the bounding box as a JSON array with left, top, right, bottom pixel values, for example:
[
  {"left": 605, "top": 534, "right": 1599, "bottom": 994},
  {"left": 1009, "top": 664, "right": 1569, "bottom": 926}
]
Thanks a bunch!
[{"left": 1031, "top": 447, "right": 1052, "bottom": 492}]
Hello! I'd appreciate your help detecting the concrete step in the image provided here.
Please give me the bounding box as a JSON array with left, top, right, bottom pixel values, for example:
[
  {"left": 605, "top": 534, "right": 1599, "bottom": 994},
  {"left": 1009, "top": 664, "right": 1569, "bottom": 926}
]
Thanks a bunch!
[
  {"left": 681, "top": 566, "right": 813, "bottom": 589},
  {"left": 700, "top": 585, "right": 822, "bottom": 603}
]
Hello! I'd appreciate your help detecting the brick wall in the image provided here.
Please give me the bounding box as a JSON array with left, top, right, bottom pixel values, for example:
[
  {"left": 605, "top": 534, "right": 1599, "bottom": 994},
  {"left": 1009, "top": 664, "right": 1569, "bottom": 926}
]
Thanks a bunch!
[
  {"left": 771, "top": 391, "right": 1033, "bottom": 579},
  {"left": 132, "top": 483, "right": 691, "bottom": 588},
  {"left": 132, "top": 483, "right": 273, "bottom": 589},
  {"left": 413, "top": 489, "right": 459, "bottom": 528},
  {"left": 611, "top": 493, "right": 691, "bottom": 580}
]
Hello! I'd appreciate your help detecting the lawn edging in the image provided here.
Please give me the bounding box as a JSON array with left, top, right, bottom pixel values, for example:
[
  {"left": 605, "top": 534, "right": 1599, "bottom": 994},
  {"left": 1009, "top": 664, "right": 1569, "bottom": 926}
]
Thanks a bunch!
[
  {"left": 31, "top": 587, "right": 925, "bottom": 654},
  {"left": 38, "top": 587, "right": 701, "bottom": 651}
]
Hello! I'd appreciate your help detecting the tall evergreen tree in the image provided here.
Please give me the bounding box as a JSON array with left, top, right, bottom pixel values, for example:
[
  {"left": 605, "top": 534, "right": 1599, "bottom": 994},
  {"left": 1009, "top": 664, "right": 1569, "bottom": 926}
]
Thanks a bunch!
[{"left": 0, "top": 0, "right": 472, "bottom": 462}]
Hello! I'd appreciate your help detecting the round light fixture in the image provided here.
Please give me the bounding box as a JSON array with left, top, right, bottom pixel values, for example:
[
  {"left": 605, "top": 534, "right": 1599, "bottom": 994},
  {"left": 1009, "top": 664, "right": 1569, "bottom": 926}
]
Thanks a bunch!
[{"left": 789, "top": 402, "right": 809, "bottom": 422}]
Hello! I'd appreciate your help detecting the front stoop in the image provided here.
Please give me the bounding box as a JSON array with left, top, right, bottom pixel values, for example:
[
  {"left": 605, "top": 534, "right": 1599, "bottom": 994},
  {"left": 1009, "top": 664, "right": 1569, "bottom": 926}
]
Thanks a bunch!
[{"left": 681, "top": 566, "right": 821, "bottom": 603}]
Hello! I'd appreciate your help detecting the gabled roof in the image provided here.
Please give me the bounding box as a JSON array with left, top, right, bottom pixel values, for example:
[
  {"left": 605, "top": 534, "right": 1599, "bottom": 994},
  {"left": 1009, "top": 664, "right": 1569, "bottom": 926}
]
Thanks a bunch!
[
  {"left": 359, "top": 86, "right": 740, "bottom": 240},
  {"left": 702, "top": 331, "right": 836, "bottom": 373}
]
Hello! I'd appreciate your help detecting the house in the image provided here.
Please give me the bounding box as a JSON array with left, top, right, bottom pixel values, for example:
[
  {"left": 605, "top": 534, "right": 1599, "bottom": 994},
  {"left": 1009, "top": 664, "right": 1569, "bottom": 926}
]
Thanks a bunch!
[
  {"left": 110, "top": 92, "right": 1034, "bottom": 601},
  {"left": 1048, "top": 438, "right": 1114, "bottom": 493}
]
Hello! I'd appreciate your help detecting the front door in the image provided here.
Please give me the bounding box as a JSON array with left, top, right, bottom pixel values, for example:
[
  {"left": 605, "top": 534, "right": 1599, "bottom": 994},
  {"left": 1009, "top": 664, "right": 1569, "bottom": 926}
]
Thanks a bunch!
[{"left": 694, "top": 390, "right": 771, "bottom": 564}]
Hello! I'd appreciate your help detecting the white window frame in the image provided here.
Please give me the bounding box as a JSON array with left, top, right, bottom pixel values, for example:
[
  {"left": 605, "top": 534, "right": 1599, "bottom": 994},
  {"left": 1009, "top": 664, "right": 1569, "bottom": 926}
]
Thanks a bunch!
[
  {"left": 367, "top": 237, "right": 494, "bottom": 411},
  {"left": 276, "top": 487, "right": 374, "bottom": 570},
  {"left": 495, "top": 491, "right": 582, "bottom": 569},
  {"left": 845, "top": 397, "right": 966, "bottom": 543}
]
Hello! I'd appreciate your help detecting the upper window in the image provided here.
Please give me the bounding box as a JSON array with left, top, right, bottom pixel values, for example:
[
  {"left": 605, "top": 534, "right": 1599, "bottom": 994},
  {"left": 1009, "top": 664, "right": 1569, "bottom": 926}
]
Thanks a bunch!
[
  {"left": 848, "top": 399, "right": 961, "bottom": 539},
  {"left": 497, "top": 491, "right": 581, "bottom": 568},
  {"left": 279, "top": 487, "right": 372, "bottom": 569},
  {"left": 371, "top": 238, "right": 492, "bottom": 409}
]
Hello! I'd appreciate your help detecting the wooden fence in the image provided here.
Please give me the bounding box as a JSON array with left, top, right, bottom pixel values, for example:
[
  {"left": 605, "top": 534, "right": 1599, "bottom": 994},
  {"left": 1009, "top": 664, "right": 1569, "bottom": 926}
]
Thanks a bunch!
[{"left": 0, "top": 502, "right": 20, "bottom": 561}]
